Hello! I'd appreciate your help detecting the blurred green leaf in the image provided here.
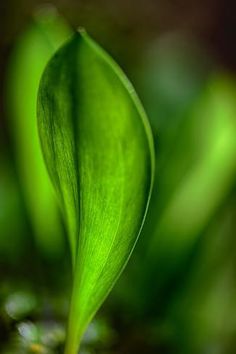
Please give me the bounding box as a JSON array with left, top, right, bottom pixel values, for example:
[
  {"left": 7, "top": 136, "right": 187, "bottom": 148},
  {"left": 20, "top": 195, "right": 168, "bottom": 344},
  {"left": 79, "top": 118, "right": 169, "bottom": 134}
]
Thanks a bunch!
[
  {"left": 0, "top": 152, "right": 26, "bottom": 261},
  {"left": 147, "top": 74, "right": 236, "bottom": 273},
  {"left": 37, "top": 30, "right": 154, "bottom": 353},
  {"left": 6, "top": 6, "right": 72, "bottom": 258},
  {"left": 169, "top": 199, "right": 236, "bottom": 354}
]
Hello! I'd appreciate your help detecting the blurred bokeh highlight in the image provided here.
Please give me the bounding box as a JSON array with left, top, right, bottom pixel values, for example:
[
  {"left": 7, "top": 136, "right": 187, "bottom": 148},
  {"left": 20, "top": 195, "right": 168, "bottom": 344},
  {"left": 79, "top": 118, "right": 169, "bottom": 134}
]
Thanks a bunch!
[{"left": 0, "top": 0, "right": 236, "bottom": 353}]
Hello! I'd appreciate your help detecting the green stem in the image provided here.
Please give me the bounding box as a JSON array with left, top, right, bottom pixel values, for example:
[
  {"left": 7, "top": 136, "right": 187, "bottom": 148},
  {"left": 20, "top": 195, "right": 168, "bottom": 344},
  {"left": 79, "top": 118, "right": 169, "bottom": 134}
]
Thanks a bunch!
[
  {"left": 64, "top": 284, "right": 85, "bottom": 354},
  {"left": 64, "top": 321, "right": 83, "bottom": 354}
]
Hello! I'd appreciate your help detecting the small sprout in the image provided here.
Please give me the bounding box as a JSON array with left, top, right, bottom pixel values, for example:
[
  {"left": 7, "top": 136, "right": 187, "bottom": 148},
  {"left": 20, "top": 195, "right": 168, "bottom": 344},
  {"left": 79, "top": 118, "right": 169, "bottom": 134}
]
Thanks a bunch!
[{"left": 38, "top": 30, "right": 154, "bottom": 354}]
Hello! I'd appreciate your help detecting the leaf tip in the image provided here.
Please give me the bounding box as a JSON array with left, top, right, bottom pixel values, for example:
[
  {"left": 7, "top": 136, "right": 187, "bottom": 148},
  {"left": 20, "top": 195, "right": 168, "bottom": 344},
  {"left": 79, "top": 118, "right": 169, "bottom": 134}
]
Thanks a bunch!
[{"left": 77, "top": 27, "right": 87, "bottom": 35}]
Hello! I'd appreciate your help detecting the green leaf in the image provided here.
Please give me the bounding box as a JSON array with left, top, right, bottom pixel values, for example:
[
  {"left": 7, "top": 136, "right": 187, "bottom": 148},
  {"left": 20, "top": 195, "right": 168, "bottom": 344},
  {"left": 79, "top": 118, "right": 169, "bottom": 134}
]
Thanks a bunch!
[
  {"left": 37, "top": 30, "right": 154, "bottom": 353},
  {"left": 6, "top": 6, "right": 72, "bottom": 257}
]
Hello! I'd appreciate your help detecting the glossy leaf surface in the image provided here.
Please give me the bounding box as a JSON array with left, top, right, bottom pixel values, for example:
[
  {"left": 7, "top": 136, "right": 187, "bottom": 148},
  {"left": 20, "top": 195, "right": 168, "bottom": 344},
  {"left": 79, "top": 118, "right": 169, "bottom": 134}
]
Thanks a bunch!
[{"left": 37, "top": 30, "right": 154, "bottom": 353}]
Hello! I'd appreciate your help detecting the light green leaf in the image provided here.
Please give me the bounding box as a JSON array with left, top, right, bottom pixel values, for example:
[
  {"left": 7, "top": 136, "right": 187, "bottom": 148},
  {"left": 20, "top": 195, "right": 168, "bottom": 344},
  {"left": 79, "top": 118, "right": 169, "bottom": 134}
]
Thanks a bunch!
[
  {"left": 147, "top": 74, "right": 236, "bottom": 264},
  {"left": 6, "top": 6, "right": 72, "bottom": 257},
  {"left": 37, "top": 30, "right": 154, "bottom": 353}
]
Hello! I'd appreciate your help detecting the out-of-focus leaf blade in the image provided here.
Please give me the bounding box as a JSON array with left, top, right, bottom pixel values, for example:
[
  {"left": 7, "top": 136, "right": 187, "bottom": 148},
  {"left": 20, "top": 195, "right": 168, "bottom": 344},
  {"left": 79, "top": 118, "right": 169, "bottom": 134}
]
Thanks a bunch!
[
  {"left": 7, "top": 7, "right": 72, "bottom": 257},
  {"left": 148, "top": 74, "right": 236, "bottom": 263},
  {"left": 37, "top": 30, "right": 154, "bottom": 353},
  {"left": 137, "top": 74, "right": 236, "bottom": 316}
]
